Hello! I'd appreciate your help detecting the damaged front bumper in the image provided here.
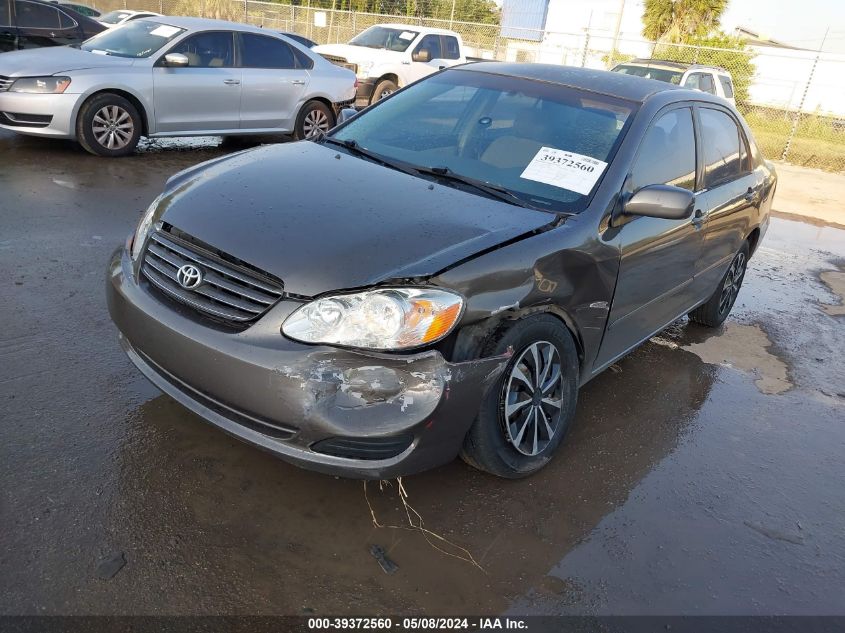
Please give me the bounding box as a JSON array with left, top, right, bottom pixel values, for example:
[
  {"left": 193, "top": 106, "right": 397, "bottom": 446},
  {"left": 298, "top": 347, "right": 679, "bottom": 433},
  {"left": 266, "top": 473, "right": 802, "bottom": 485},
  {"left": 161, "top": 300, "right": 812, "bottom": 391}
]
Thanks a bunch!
[{"left": 107, "top": 248, "right": 507, "bottom": 479}]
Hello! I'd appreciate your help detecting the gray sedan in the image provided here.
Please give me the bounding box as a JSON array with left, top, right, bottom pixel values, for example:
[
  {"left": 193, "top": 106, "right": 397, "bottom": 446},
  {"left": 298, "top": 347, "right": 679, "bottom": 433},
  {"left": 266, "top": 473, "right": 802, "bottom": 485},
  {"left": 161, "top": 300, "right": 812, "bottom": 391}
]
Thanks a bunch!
[{"left": 0, "top": 17, "right": 356, "bottom": 156}]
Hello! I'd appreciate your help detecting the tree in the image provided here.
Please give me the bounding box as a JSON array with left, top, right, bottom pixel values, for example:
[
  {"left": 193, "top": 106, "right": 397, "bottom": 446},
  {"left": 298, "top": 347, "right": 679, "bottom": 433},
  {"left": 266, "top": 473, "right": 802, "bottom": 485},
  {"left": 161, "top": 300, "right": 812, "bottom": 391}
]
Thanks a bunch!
[{"left": 642, "top": 0, "right": 728, "bottom": 42}]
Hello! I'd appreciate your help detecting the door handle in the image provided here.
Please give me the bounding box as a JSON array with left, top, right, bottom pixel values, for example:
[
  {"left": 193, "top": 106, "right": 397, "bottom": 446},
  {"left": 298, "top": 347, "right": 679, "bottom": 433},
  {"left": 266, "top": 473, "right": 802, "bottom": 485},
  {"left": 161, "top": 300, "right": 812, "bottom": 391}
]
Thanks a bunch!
[
  {"left": 290, "top": 79, "right": 306, "bottom": 85},
  {"left": 691, "top": 209, "right": 705, "bottom": 228},
  {"left": 223, "top": 79, "right": 240, "bottom": 85}
]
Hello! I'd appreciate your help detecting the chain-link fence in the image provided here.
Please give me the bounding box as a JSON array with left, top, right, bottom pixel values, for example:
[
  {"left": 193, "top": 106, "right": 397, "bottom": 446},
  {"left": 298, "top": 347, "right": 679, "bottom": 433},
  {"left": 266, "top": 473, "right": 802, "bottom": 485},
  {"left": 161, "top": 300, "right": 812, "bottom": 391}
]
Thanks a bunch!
[{"left": 87, "top": 0, "right": 845, "bottom": 172}]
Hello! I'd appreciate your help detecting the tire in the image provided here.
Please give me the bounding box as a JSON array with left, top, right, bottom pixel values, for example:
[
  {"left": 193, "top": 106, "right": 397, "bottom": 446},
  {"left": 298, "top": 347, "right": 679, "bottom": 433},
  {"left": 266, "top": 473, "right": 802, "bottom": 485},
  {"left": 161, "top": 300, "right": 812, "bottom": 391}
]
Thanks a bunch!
[
  {"left": 689, "top": 240, "right": 750, "bottom": 327},
  {"left": 460, "top": 314, "right": 580, "bottom": 478},
  {"left": 371, "top": 79, "right": 398, "bottom": 104},
  {"left": 76, "top": 93, "right": 142, "bottom": 157},
  {"left": 294, "top": 100, "right": 335, "bottom": 141}
]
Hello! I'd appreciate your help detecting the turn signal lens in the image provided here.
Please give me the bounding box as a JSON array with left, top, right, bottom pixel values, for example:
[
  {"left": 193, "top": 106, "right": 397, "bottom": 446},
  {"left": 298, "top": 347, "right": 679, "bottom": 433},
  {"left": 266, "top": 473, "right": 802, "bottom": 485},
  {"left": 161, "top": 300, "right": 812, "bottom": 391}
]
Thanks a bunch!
[{"left": 282, "top": 288, "right": 464, "bottom": 350}]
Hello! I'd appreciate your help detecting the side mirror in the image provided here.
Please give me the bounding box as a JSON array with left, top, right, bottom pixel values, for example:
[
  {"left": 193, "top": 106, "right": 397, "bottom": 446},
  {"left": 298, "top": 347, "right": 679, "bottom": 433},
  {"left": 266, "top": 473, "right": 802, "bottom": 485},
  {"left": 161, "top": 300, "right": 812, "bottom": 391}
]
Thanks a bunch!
[
  {"left": 336, "top": 107, "right": 358, "bottom": 125},
  {"left": 412, "top": 49, "right": 430, "bottom": 63},
  {"left": 163, "top": 53, "right": 189, "bottom": 67},
  {"left": 623, "top": 184, "right": 695, "bottom": 220}
]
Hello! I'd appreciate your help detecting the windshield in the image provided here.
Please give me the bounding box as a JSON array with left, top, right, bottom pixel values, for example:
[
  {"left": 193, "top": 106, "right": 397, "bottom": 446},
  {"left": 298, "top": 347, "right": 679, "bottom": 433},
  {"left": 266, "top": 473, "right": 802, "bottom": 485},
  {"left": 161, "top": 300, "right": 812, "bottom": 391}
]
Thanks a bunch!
[
  {"left": 81, "top": 20, "right": 185, "bottom": 58},
  {"left": 349, "top": 26, "right": 419, "bottom": 52},
  {"left": 98, "top": 10, "right": 134, "bottom": 24},
  {"left": 331, "top": 70, "right": 635, "bottom": 213},
  {"left": 612, "top": 63, "right": 684, "bottom": 85}
]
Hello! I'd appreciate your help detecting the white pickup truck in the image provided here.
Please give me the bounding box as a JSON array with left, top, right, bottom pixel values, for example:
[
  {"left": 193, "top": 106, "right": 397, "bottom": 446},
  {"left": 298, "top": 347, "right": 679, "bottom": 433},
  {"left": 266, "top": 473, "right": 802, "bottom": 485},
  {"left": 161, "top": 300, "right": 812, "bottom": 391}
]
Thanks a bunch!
[{"left": 314, "top": 24, "right": 467, "bottom": 107}]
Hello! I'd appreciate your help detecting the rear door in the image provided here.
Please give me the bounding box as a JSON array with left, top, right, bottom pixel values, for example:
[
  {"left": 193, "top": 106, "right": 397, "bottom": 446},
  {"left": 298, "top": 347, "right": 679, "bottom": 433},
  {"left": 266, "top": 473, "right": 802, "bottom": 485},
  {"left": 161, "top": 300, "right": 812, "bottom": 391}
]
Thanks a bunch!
[
  {"left": 14, "top": 0, "right": 80, "bottom": 48},
  {"left": 237, "top": 32, "right": 309, "bottom": 131},
  {"left": 0, "top": 0, "right": 18, "bottom": 51},
  {"left": 595, "top": 105, "right": 702, "bottom": 367},
  {"left": 152, "top": 30, "right": 241, "bottom": 133},
  {"left": 691, "top": 105, "right": 762, "bottom": 294}
]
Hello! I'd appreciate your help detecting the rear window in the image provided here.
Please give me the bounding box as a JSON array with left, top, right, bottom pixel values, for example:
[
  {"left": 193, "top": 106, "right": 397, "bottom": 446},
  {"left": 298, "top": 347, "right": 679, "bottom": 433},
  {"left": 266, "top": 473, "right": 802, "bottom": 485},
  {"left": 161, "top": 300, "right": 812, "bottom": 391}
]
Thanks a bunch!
[
  {"left": 613, "top": 63, "right": 683, "bottom": 85},
  {"left": 99, "top": 10, "right": 132, "bottom": 24}
]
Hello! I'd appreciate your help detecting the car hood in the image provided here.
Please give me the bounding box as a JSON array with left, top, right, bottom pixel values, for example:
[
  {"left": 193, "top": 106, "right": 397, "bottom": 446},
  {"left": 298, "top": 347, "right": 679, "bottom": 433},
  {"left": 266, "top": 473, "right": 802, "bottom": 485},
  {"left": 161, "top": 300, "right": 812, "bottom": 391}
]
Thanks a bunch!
[
  {"left": 0, "top": 47, "right": 134, "bottom": 77},
  {"left": 314, "top": 43, "right": 405, "bottom": 64},
  {"left": 157, "top": 142, "right": 557, "bottom": 297}
]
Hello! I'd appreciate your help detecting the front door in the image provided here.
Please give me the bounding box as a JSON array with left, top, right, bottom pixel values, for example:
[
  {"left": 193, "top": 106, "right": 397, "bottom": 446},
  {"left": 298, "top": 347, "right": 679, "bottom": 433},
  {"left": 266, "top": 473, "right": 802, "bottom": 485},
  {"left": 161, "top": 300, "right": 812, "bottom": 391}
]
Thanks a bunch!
[
  {"left": 407, "top": 34, "right": 445, "bottom": 83},
  {"left": 153, "top": 31, "right": 241, "bottom": 133},
  {"left": 0, "top": 0, "right": 17, "bottom": 51},
  {"left": 691, "top": 105, "right": 762, "bottom": 293},
  {"left": 595, "top": 106, "right": 702, "bottom": 368},
  {"left": 237, "top": 32, "right": 308, "bottom": 131}
]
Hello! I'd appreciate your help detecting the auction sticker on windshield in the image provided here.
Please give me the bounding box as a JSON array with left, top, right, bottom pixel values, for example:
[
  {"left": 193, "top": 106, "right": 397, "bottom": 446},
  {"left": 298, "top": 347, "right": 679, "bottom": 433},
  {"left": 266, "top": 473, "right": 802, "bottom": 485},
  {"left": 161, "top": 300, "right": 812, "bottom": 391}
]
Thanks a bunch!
[
  {"left": 520, "top": 147, "right": 607, "bottom": 195},
  {"left": 150, "top": 25, "right": 181, "bottom": 38}
]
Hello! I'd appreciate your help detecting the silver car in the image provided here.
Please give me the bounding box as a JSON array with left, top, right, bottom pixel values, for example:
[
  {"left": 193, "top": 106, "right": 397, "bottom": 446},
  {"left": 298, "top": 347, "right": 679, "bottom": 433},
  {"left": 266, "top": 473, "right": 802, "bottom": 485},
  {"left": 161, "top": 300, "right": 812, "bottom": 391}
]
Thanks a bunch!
[{"left": 0, "top": 17, "right": 357, "bottom": 156}]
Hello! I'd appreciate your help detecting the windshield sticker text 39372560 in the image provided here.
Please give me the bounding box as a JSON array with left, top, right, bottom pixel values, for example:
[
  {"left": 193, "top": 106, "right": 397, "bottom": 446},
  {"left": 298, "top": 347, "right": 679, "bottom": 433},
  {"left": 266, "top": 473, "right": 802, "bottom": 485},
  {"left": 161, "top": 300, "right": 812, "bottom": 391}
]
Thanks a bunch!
[{"left": 520, "top": 147, "right": 608, "bottom": 196}]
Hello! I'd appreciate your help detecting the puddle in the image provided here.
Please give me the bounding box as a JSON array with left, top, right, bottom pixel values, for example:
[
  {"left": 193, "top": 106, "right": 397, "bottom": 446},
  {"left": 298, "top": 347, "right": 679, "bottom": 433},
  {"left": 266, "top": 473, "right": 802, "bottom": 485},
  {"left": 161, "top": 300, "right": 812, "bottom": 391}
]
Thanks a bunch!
[
  {"left": 819, "top": 269, "right": 845, "bottom": 316},
  {"left": 682, "top": 323, "right": 792, "bottom": 395}
]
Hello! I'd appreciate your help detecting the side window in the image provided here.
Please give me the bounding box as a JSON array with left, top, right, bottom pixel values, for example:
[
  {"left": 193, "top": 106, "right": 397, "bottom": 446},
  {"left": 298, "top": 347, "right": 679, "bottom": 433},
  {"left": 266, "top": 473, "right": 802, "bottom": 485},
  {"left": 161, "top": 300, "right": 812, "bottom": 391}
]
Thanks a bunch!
[
  {"left": 414, "top": 34, "right": 441, "bottom": 60},
  {"left": 442, "top": 36, "right": 460, "bottom": 60},
  {"left": 0, "top": 0, "right": 10, "bottom": 26},
  {"left": 240, "top": 33, "right": 296, "bottom": 69},
  {"left": 168, "top": 31, "right": 234, "bottom": 67},
  {"left": 291, "top": 45, "right": 313, "bottom": 69},
  {"left": 15, "top": 0, "right": 62, "bottom": 28},
  {"left": 718, "top": 75, "right": 734, "bottom": 99},
  {"left": 58, "top": 9, "right": 76, "bottom": 28},
  {"left": 699, "top": 108, "right": 744, "bottom": 188},
  {"left": 686, "top": 72, "right": 715, "bottom": 94},
  {"left": 630, "top": 108, "right": 696, "bottom": 192}
]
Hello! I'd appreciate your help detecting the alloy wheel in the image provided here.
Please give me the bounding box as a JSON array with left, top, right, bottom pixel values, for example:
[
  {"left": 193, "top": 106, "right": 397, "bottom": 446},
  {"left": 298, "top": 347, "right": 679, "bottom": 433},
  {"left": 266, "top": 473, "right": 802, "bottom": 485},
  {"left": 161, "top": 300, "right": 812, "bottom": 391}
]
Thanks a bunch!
[
  {"left": 92, "top": 105, "right": 134, "bottom": 150},
  {"left": 502, "top": 341, "right": 565, "bottom": 456},
  {"left": 719, "top": 251, "right": 746, "bottom": 314},
  {"left": 302, "top": 108, "right": 330, "bottom": 139}
]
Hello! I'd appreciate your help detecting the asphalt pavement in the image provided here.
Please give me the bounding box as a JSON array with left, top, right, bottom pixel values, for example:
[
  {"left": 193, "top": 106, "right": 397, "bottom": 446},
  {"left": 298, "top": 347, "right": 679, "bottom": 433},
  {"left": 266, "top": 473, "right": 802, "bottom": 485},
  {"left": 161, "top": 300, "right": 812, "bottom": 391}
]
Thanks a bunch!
[{"left": 1, "top": 130, "right": 843, "bottom": 615}]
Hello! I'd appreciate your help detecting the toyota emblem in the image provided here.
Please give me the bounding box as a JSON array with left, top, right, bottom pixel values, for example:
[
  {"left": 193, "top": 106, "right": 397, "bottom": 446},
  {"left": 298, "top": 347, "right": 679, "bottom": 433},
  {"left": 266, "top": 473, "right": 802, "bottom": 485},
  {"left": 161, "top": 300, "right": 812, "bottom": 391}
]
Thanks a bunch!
[{"left": 176, "top": 264, "right": 203, "bottom": 289}]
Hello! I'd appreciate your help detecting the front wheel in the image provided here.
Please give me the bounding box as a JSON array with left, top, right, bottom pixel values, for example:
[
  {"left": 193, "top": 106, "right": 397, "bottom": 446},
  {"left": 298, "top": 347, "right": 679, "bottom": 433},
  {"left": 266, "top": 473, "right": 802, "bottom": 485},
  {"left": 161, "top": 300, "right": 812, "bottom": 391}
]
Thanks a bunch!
[
  {"left": 689, "top": 241, "right": 750, "bottom": 327},
  {"left": 76, "top": 93, "right": 142, "bottom": 157},
  {"left": 294, "top": 101, "right": 335, "bottom": 140},
  {"left": 460, "top": 315, "right": 579, "bottom": 478},
  {"left": 371, "top": 79, "right": 398, "bottom": 104}
]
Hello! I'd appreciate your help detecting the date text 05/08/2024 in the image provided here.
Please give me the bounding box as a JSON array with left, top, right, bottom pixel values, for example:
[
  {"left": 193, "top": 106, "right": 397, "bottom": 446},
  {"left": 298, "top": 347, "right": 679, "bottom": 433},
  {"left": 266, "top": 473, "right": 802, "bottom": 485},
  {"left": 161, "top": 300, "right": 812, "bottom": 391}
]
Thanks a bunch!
[{"left": 307, "top": 617, "right": 528, "bottom": 630}]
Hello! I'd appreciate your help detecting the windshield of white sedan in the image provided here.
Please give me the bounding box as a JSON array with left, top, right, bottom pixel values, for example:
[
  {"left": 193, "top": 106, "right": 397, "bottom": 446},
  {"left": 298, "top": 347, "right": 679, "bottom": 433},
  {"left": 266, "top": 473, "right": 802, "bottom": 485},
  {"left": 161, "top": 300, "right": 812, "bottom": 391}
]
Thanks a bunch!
[
  {"left": 332, "top": 70, "right": 634, "bottom": 212},
  {"left": 349, "top": 26, "right": 419, "bottom": 52},
  {"left": 80, "top": 20, "right": 185, "bottom": 57}
]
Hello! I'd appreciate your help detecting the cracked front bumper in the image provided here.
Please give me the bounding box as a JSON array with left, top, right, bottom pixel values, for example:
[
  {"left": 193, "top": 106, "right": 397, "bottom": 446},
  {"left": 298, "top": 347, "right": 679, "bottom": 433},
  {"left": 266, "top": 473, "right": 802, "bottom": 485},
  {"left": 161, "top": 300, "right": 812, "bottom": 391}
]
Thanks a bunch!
[{"left": 107, "top": 248, "right": 507, "bottom": 479}]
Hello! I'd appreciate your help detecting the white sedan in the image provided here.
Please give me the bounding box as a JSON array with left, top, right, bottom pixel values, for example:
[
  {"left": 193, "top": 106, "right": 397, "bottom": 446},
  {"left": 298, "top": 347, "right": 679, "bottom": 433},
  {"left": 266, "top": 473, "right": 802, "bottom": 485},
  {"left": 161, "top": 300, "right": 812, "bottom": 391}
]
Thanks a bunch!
[
  {"left": 0, "top": 17, "right": 357, "bottom": 156},
  {"left": 98, "top": 9, "right": 162, "bottom": 28}
]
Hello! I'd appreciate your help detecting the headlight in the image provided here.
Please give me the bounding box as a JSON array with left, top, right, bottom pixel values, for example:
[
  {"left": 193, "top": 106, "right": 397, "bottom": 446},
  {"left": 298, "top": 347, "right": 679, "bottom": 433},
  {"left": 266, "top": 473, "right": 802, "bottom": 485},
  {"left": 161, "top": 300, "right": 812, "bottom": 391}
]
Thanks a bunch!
[
  {"left": 356, "top": 61, "right": 374, "bottom": 78},
  {"left": 10, "top": 76, "right": 71, "bottom": 94},
  {"left": 130, "top": 196, "right": 161, "bottom": 260},
  {"left": 282, "top": 288, "right": 463, "bottom": 350}
]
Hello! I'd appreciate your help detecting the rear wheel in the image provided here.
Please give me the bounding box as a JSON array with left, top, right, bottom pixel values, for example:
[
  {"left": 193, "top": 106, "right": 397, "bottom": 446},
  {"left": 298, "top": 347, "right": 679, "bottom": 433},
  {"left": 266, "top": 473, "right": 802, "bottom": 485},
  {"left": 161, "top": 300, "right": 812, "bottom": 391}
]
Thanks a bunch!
[
  {"left": 76, "top": 93, "right": 142, "bottom": 157},
  {"left": 689, "top": 241, "right": 750, "bottom": 327},
  {"left": 294, "top": 100, "right": 334, "bottom": 140},
  {"left": 371, "top": 79, "right": 398, "bottom": 104},
  {"left": 460, "top": 315, "right": 579, "bottom": 478}
]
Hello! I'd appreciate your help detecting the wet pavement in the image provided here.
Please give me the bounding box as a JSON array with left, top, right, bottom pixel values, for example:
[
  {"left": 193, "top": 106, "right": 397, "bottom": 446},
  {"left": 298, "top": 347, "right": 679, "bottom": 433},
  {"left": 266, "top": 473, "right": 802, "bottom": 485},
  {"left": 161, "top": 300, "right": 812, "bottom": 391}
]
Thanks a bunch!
[{"left": 1, "top": 129, "right": 844, "bottom": 616}]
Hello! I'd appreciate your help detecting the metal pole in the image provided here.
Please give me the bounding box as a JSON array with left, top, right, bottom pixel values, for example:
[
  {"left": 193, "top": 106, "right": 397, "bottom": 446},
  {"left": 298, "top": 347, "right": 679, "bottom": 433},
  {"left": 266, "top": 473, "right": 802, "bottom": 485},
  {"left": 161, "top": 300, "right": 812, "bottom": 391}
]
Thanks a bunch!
[
  {"left": 782, "top": 27, "right": 828, "bottom": 161},
  {"left": 609, "top": 0, "right": 625, "bottom": 67},
  {"left": 581, "top": 30, "right": 590, "bottom": 67},
  {"left": 449, "top": 0, "right": 455, "bottom": 29}
]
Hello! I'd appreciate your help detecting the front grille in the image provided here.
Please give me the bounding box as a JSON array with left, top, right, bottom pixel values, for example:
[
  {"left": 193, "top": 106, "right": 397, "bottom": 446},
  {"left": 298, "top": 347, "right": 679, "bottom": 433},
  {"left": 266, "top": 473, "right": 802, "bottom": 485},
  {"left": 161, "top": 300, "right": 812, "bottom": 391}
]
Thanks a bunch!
[
  {"left": 0, "top": 76, "right": 14, "bottom": 92},
  {"left": 141, "top": 230, "right": 284, "bottom": 328},
  {"left": 319, "top": 54, "right": 357, "bottom": 74},
  {"left": 0, "top": 112, "right": 53, "bottom": 128}
]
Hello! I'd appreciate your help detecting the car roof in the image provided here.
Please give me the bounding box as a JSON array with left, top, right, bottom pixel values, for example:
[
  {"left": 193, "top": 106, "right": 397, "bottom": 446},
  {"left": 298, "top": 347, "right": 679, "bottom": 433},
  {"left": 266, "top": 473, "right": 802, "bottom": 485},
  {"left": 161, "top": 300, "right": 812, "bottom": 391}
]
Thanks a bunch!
[
  {"left": 136, "top": 15, "right": 288, "bottom": 34},
  {"left": 459, "top": 63, "right": 695, "bottom": 103},
  {"left": 376, "top": 23, "right": 458, "bottom": 36}
]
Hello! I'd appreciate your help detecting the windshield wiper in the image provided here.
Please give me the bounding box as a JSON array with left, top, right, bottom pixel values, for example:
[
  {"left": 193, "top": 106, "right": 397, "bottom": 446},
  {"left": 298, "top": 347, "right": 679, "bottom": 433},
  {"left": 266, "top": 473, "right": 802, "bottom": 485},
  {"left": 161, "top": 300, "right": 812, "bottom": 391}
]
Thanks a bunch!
[
  {"left": 414, "top": 166, "right": 555, "bottom": 213},
  {"left": 322, "top": 138, "right": 419, "bottom": 177}
]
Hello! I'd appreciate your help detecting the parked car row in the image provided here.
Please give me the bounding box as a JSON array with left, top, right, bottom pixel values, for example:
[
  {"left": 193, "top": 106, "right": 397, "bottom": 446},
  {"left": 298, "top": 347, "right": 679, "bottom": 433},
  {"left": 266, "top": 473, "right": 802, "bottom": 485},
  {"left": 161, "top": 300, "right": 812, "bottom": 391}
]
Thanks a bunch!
[
  {"left": 104, "top": 60, "right": 776, "bottom": 479},
  {"left": 1, "top": 0, "right": 105, "bottom": 51},
  {"left": 0, "top": 16, "right": 356, "bottom": 155}
]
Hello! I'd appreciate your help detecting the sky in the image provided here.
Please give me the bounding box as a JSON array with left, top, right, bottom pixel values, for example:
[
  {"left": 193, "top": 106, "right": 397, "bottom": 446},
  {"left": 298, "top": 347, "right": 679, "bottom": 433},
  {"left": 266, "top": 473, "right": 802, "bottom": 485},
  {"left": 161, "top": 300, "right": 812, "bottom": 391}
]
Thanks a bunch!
[{"left": 614, "top": 0, "right": 845, "bottom": 53}]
